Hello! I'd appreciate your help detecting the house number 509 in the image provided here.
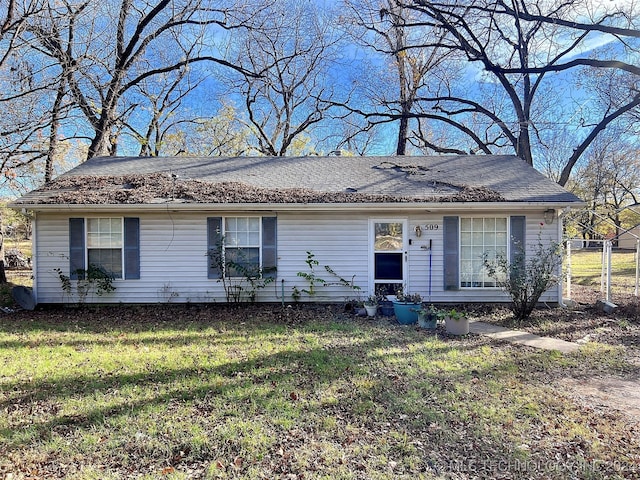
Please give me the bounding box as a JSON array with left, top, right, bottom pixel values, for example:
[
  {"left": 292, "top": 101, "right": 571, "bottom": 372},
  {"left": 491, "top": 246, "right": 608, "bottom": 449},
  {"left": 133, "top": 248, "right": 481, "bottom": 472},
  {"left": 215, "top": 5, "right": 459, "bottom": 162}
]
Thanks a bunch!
[{"left": 423, "top": 224, "right": 439, "bottom": 230}]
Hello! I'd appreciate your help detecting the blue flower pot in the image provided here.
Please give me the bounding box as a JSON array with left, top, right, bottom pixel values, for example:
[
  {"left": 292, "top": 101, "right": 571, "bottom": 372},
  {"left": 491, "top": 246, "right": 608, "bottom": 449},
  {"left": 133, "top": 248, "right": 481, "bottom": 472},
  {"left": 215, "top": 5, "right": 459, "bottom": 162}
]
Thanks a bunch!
[{"left": 393, "top": 301, "right": 419, "bottom": 325}]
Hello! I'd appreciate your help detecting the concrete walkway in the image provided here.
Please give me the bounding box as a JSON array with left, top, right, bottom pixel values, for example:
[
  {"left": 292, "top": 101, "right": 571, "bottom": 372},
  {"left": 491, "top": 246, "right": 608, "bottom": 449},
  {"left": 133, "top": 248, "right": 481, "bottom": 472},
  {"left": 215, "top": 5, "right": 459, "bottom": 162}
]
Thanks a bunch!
[{"left": 469, "top": 320, "right": 581, "bottom": 354}]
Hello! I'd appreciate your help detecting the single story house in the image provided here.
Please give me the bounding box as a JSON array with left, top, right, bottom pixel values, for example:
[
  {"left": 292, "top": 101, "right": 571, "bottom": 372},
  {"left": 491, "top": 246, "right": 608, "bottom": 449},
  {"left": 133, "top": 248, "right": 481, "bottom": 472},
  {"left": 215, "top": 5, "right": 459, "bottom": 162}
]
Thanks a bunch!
[{"left": 10, "top": 155, "right": 584, "bottom": 305}]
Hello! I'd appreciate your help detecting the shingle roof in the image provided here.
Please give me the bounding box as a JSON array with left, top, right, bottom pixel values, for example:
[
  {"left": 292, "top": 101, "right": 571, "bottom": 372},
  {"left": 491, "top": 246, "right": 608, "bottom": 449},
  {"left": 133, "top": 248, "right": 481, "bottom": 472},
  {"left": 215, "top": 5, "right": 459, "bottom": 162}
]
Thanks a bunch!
[{"left": 12, "top": 155, "right": 583, "bottom": 205}]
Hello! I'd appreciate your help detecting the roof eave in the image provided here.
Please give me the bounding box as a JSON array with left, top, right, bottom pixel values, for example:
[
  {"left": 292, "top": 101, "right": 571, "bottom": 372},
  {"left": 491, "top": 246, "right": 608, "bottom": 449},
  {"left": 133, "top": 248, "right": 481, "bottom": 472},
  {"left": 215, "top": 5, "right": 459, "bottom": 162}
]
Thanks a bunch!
[{"left": 10, "top": 200, "right": 586, "bottom": 213}]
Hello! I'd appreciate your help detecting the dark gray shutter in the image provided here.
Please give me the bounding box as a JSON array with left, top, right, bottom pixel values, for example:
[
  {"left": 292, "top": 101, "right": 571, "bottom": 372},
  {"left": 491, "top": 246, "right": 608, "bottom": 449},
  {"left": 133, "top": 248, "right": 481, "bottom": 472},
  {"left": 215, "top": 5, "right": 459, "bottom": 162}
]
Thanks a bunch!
[
  {"left": 443, "top": 216, "right": 459, "bottom": 291},
  {"left": 69, "top": 218, "right": 85, "bottom": 280},
  {"left": 510, "top": 216, "right": 526, "bottom": 263},
  {"left": 124, "top": 217, "right": 140, "bottom": 279},
  {"left": 262, "top": 217, "right": 277, "bottom": 279},
  {"left": 207, "top": 217, "right": 223, "bottom": 279}
]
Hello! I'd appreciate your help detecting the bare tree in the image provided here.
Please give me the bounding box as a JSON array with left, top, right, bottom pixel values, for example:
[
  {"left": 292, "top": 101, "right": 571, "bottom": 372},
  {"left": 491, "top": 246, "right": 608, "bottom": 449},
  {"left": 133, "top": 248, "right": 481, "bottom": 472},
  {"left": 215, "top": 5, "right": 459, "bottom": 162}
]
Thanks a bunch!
[
  {"left": 124, "top": 63, "right": 203, "bottom": 157},
  {"left": 402, "top": 0, "right": 640, "bottom": 184},
  {"left": 29, "top": 0, "right": 253, "bottom": 160},
  {"left": 1, "top": 0, "right": 45, "bottom": 67},
  {"left": 222, "top": 0, "right": 343, "bottom": 156},
  {"left": 571, "top": 135, "right": 640, "bottom": 240},
  {"left": 0, "top": 0, "right": 49, "bottom": 268},
  {"left": 341, "top": 0, "right": 453, "bottom": 155},
  {"left": 0, "top": 0, "right": 60, "bottom": 186},
  {"left": 158, "top": 103, "right": 251, "bottom": 157}
]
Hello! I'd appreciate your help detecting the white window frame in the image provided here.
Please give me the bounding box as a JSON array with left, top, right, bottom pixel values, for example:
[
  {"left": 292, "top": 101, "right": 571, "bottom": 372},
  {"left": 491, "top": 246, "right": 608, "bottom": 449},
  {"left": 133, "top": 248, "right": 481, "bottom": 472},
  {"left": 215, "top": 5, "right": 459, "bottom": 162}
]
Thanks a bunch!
[
  {"left": 459, "top": 216, "right": 509, "bottom": 289},
  {"left": 222, "top": 216, "right": 262, "bottom": 278},
  {"left": 85, "top": 217, "right": 124, "bottom": 279}
]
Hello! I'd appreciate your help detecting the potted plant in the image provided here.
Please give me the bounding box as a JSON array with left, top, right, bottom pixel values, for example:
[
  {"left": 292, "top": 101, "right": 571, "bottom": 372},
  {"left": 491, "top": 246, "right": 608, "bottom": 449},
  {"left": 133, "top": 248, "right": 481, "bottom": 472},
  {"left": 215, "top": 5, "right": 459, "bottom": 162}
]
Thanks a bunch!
[
  {"left": 443, "top": 308, "right": 469, "bottom": 335},
  {"left": 363, "top": 295, "right": 379, "bottom": 317},
  {"left": 375, "top": 293, "right": 394, "bottom": 316},
  {"left": 392, "top": 289, "right": 422, "bottom": 325},
  {"left": 415, "top": 304, "right": 438, "bottom": 329}
]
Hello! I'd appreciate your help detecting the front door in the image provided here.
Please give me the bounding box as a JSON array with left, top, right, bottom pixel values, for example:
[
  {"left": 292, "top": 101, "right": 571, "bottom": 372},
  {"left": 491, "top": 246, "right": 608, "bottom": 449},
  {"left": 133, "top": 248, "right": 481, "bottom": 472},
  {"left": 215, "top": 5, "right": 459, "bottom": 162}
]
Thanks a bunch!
[{"left": 370, "top": 220, "right": 407, "bottom": 296}]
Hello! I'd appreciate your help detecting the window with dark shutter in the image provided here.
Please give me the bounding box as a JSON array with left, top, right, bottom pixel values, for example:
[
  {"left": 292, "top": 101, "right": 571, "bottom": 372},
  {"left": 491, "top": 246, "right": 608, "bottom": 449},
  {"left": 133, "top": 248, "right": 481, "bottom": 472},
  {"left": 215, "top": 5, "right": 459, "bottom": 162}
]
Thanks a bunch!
[
  {"left": 124, "top": 218, "right": 140, "bottom": 279},
  {"left": 443, "top": 216, "right": 459, "bottom": 291},
  {"left": 207, "top": 217, "right": 223, "bottom": 279},
  {"left": 207, "top": 216, "right": 277, "bottom": 279},
  {"left": 69, "top": 217, "right": 139, "bottom": 280},
  {"left": 69, "top": 218, "right": 85, "bottom": 280}
]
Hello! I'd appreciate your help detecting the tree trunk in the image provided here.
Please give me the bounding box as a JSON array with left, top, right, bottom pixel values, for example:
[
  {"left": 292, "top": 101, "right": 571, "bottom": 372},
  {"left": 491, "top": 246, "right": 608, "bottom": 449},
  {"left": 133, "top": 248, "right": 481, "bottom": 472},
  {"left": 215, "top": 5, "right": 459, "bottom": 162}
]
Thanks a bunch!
[
  {"left": 396, "top": 109, "right": 409, "bottom": 156},
  {"left": 88, "top": 112, "right": 117, "bottom": 159},
  {"left": 516, "top": 128, "right": 533, "bottom": 166},
  {"left": 45, "top": 79, "right": 66, "bottom": 183}
]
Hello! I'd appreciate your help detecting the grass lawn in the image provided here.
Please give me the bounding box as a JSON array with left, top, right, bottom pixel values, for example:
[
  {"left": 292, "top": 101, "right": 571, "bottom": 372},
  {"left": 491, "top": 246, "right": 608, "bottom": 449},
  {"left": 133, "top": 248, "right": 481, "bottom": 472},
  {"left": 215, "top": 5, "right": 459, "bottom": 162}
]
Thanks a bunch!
[
  {"left": 568, "top": 249, "right": 638, "bottom": 293},
  {"left": 1, "top": 305, "right": 638, "bottom": 479}
]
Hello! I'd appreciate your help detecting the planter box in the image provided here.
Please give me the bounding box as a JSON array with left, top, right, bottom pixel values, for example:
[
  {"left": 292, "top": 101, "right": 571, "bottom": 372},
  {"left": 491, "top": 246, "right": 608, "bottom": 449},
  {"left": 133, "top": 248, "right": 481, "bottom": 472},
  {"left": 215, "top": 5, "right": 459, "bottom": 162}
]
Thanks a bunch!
[
  {"left": 393, "top": 301, "right": 419, "bottom": 325},
  {"left": 364, "top": 304, "right": 377, "bottom": 317},
  {"left": 445, "top": 316, "right": 469, "bottom": 335}
]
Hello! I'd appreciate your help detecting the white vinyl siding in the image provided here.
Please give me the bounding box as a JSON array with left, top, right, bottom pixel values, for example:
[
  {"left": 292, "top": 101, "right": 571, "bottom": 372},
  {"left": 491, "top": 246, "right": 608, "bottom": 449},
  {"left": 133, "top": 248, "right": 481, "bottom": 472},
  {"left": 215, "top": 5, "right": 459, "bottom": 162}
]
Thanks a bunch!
[
  {"left": 31, "top": 209, "right": 561, "bottom": 305},
  {"left": 277, "top": 214, "right": 369, "bottom": 301}
]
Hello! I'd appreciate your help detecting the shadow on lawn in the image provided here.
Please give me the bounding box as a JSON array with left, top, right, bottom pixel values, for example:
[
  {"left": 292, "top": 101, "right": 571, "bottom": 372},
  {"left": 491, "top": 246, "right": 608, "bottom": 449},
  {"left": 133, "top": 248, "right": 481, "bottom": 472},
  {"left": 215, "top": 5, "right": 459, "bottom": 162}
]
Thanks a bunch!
[
  {"left": 0, "top": 304, "right": 324, "bottom": 347},
  {"left": 0, "top": 313, "right": 495, "bottom": 451},
  {"left": 0, "top": 331, "right": 486, "bottom": 412},
  {"left": 3, "top": 306, "right": 636, "bottom": 479}
]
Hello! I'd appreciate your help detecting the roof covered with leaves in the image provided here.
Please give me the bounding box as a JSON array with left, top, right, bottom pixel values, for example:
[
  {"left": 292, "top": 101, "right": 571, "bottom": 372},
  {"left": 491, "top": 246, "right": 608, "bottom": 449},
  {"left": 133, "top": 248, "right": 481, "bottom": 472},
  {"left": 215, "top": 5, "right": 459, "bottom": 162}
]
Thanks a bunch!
[{"left": 13, "top": 155, "right": 583, "bottom": 206}]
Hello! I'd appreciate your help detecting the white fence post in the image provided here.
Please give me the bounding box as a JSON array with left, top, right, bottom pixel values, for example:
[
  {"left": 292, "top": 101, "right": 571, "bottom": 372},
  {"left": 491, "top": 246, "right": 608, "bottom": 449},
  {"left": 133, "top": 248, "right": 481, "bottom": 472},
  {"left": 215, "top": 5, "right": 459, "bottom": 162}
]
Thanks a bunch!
[
  {"left": 600, "top": 241, "right": 606, "bottom": 294},
  {"left": 605, "top": 240, "right": 612, "bottom": 303},
  {"left": 635, "top": 238, "right": 640, "bottom": 297},
  {"left": 565, "top": 240, "right": 572, "bottom": 302}
]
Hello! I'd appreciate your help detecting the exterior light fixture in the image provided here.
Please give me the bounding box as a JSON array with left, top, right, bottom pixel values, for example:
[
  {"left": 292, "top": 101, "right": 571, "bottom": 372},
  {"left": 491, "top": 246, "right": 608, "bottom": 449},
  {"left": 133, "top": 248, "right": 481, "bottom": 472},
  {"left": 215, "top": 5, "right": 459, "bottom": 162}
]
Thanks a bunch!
[{"left": 544, "top": 208, "right": 555, "bottom": 224}]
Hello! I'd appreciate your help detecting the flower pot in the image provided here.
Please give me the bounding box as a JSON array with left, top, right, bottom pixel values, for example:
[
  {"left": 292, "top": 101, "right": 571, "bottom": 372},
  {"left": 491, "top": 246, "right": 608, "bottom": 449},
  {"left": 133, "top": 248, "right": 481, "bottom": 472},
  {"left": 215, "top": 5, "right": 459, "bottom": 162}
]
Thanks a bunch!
[
  {"left": 445, "top": 315, "right": 469, "bottom": 335},
  {"left": 393, "top": 301, "right": 419, "bottom": 325},
  {"left": 364, "top": 304, "right": 377, "bottom": 317},
  {"left": 418, "top": 311, "right": 437, "bottom": 329},
  {"left": 379, "top": 300, "right": 394, "bottom": 316}
]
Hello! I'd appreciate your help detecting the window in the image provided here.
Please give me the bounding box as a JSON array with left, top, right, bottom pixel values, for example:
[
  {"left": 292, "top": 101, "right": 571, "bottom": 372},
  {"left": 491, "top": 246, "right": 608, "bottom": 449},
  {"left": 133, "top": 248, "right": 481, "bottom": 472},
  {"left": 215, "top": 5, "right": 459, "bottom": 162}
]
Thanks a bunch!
[
  {"left": 86, "top": 218, "right": 124, "bottom": 278},
  {"left": 224, "top": 217, "right": 261, "bottom": 277},
  {"left": 459, "top": 217, "right": 508, "bottom": 288},
  {"left": 207, "top": 216, "right": 277, "bottom": 280},
  {"left": 69, "top": 217, "right": 139, "bottom": 280}
]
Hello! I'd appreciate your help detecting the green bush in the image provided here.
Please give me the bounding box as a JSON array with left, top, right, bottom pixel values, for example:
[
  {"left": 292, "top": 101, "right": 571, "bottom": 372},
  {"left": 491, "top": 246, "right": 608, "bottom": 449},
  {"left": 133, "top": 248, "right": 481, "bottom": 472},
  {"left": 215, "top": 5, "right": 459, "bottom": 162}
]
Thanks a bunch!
[
  {"left": 55, "top": 265, "right": 116, "bottom": 304},
  {"left": 483, "top": 236, "right": 563, "bottom": 322}
]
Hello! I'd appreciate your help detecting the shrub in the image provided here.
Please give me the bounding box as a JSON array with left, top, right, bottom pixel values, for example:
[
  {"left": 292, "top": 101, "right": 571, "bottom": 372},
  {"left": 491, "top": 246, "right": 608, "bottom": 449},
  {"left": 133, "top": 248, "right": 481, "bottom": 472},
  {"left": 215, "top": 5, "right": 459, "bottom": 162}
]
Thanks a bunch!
[
  {"left": 483, "top": 236, "right": 563, "bottom": 322},
  {"left": 55, "top": 265, "right": 116, "bottom": 304},
  {"left": 207, "top": 233, "right": 275, "bottom": 303}
]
